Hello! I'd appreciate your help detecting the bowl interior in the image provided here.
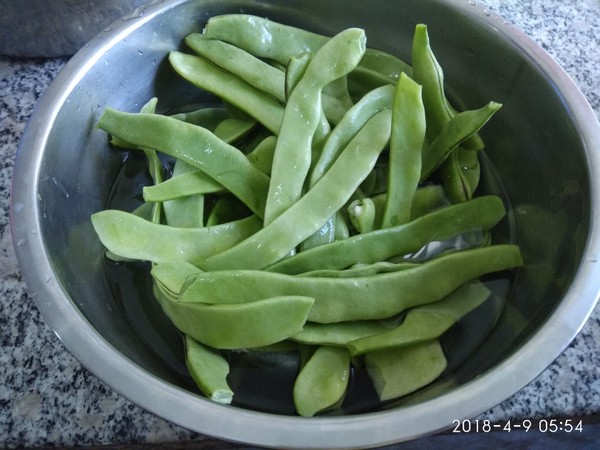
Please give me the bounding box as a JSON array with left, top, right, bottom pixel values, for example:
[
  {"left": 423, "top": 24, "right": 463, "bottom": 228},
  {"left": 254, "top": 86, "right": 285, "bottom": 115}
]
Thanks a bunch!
[{"left": 13, "top": 0, "right": 597, "bottom": 445}]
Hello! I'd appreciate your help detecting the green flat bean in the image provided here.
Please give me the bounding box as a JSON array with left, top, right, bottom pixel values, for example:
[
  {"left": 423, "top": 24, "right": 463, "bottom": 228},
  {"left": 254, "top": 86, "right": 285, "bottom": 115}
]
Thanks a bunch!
[
  {"left": 157, "top": 294, "right": 315, "bottom": 349},
  {"left": 185, "top": 335, "right": 233, "bottom": 404},
  {"left": 381, "top": 73, "right": 426, "bottom": 228},
  {"left": 169, "top": 51, "right": 284, "bottom": 134},
  {"left": 365, "top": 339, "right": 447, "bottom": 401},
  {"left": 284, "top": 53, "right": 332, "bottom": 165},
  {"left": 293, "top": 345, "right": 350, "bottom": 416},
  {"left": 91, "top": 210, "right": 262, "bottom": 264},
  {"left": 198, "top": 109, "right": 392, "bottom": 271},
  {"left": 161, "top": 146, "right": 205, "bottom": 228},
  {"left": 264, "top": 28, "right": 366, "bottom": 225},
  {"left": 291, "top": 321, "right": 391, "bottom": 347},
  {"left": 420, "top": 101, "right": 501, "bottom": 180},
  {"left": 151, "top": 260, "right": 202, "bottom": 294},
  {"left": 97, "top": 108, "right": 270, "bottom": 219},
  {"left": 411, "top": 24, "right": 484, "bottom": 150},
  {"left": 143, "top": 171, "right": 224, "bottom": 202},
  {"left": 309, "top": 84, "right": 394, "bottom": 187},
  {"left": 185, "top": 33, "right": 286, "bottom": 102},
  {"left": 204, "top": 14, "right": 410, "bottom": 95},
  {"left": 179, "top": 245, "right": 523, "bottom": 323},
  {"left": 411, "top": 23, "right": 486, "bottom": 201},
  {"left": 347, "top": 281, "right": 490, "bottom": 355},
  {"left": 299, "top": 261, "right": 418, "bottom": 279},
  {"left": 266, "top": 195, "right": 505, "bottom": 274},
  {"left": 347, "top": 197, "right": 377, "bottom": 233},
  {"left": 169, "top": 106, "right": 229, "bottom": 128}
]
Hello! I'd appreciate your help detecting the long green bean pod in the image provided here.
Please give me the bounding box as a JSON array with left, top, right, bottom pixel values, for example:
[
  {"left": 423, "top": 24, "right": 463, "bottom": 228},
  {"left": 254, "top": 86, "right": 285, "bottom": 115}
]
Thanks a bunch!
[
  {"left": 347, "top": 281, "right": 490, "bottom": 355},
  {"left": 169, "top": 51, "right": 284, "bottom": 134},
  {"left": 158, "top": 294, "right": 315, "bottom": 349},
  {"left": 204, "top": 14, "right": 410, "bottom": 91},
  {"left": 91, "top": 211, "right": 262, "bottom": 264},
  {"left": 266, "top": 195, "right": 505, "bottom": 275},
  {"left": 381, "top": 73, "right": 426, "bottom": 228},
  {"left": 293, "top": 346, "right": 351, "bottom": 416},
  {"left": 420, "top": 101, "right": 501, "bottom": 180},
  {"left": 97, "top": 108, "right": 271, "bottom": 219},
  {"left": 185, "top": 335, "right": 234, "bottom": 404},
  {"left": 185, "top": 33, "right": 286, "bottom": 102},
  {"left": 264, "top": 28, "right": 366, "bottom": 225},
  {"left": 180, "top": 245, "right": 523, "bottom": 323}
]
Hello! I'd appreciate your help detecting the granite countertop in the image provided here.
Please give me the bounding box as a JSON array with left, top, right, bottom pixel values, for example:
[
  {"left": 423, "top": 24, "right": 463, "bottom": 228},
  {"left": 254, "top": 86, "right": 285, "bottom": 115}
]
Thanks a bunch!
[{"left": 1, "top": 0, "right": 599, "bottom": 448}]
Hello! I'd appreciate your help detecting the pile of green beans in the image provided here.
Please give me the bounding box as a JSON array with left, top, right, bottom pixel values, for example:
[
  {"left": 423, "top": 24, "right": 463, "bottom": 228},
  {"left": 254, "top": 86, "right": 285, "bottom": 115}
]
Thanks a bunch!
[{"left": 91, "top": 15, "right": 523, "bottom": 415}]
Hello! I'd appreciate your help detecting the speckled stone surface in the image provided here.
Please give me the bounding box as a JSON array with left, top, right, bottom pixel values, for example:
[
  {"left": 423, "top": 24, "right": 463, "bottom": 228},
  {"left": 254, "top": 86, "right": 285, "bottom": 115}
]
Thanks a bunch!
[{"left": 0, "top": 0, "right": 598, "bottom": 448}]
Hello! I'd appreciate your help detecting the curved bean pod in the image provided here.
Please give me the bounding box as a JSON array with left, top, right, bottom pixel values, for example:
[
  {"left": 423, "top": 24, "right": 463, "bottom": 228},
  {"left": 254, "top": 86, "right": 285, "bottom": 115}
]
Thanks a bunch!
[
  {"left": 266, "top": 195, "right": 505, "bottom": 275},
  {"left": 381, "top": 73, "right": 426, "bottom": 228},
  {"left": 347, "top": 281, "right": 490, "bottom": 355},
  {"left": 97, "top": 108, "right": 271, "bottom": 219},
  {"left": 264, "top": 27, "right": 366, "bottom": 224},
  {"left": 158, "top": 294, "right": 315, "bottom": 349},
  {"left": 293, "top": 346, "right": 350, "bottom": 417},
  {"left": 91, "top": 210, "right": 262, "bottom": 264},
  {"left": 204, "top": 14, "right": 409, "bottom": 92},
  {"left": 185, "top": 33, "right": 286, "bottom": 102},
  {"left": 420, "top": 101, "right": 501, "bottom": 180},
  {"left": 366, "top": 339, "right": 447, "bottom": 401},
  {"left": 169, "top": 51, "right": 284, "bottom": 134},
  {"left": 180, "top": 245, "right": 523, "bottom": 323},
  {"left": 185, "top": 335, "right": 233, "bottom": 404}
]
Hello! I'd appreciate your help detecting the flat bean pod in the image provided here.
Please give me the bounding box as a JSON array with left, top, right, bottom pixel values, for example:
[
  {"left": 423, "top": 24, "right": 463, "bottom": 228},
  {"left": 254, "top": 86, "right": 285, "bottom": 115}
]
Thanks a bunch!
[
  {"left": 420, "top": 101, "right": 501, "bottom": 180},
  {"left": 185, "top": 33, "right": 286, "bottom": 102},
  {"left": 291, "top": 321, "right": 390, "bottom": 347},
  {"left": 158, "top": 294, "right": 315, "bottom": 349},
  {"left": 185, "top": 335, "right": 233, "bottom": 404},
  {"left": 266, "top": 195, "right": 505, "bottom": 274},
  {"left": 347, "top": 281, "right": 490, "bottom": 355},
  {"left": 366, "top": 339, "right": 447, "bottom": 401},
  {"left": 97, "top": 108, "right": 271, "bottom": 218},
  {"left": 381, "top": 73, "right": 426, "bottom": 228},
  {"left": 204, "top": 14, "right": 410, "bottom": 90},
  {"left": 293, "top": 346, "right": 350, "bottom": 417},
  {"left": 264, "top": 28, "right": 366, "bottom": 225},
  {"left": 169, "top": 51, "right": 284, "bottom": 134},
  {"left": 179, "top": 245, "right": 523, "bottom": 323},
  {"left": 91, "top": 210, "right": 262, "bottom": 265}
]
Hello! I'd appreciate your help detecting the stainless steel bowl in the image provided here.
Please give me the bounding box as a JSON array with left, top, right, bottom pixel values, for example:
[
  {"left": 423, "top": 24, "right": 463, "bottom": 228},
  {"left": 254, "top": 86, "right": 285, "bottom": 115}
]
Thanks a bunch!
[{"left": 11, "top": 0, "right": 600, "bottom": 447}]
